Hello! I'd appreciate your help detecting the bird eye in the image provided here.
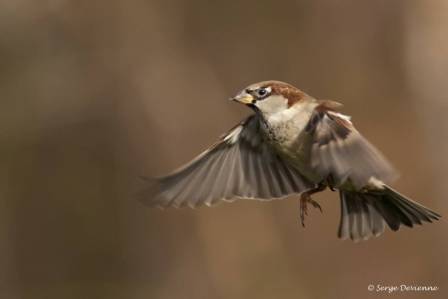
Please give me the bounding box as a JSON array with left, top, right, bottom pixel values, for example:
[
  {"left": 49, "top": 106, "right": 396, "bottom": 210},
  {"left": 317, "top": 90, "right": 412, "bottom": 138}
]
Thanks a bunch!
[{"left": 256, "top": 88, "right": 268, "bottom": 98}]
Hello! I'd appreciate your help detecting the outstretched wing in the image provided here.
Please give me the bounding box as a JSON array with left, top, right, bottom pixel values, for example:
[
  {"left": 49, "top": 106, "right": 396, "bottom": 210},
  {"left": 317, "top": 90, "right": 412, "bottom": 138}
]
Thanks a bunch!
[
  {"left": 139, "top": 115, "right": 316, "bottom": 208},
  {"left": 306, "top": 108, "right": 398, "bottom": 189}
]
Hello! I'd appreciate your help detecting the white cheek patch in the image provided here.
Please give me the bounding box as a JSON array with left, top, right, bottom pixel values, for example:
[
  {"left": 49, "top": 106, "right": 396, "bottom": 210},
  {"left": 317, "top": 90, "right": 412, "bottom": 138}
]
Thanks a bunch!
[{"left": 255, "top": 95, "right": 288, "bottom": 116}]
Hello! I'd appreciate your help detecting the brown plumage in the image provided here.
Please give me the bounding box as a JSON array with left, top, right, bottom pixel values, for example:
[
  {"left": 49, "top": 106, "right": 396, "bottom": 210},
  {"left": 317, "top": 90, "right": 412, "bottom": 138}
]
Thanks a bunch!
[
  {"left": 266, "top": 81, "right": 306, "bottom": 107},
  {"left": 140, "top": 80, "right": 441, "bottom": 241}
]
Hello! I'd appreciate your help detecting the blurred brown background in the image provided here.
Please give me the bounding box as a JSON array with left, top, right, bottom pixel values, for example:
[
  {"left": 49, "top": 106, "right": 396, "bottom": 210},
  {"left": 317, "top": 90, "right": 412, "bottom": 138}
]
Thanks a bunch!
[{"left": 1, "top": 1, "right": 447, "bottom": 298}]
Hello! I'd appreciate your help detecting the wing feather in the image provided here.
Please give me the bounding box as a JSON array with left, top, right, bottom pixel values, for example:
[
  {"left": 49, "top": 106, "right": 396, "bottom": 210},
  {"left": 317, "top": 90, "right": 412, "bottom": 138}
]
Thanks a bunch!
[
  {"left": 307, "top": 110, "right": 398, "bottom": 189},
  {"left": 140, "top": 115, "right": 316, "bottom": 208}
]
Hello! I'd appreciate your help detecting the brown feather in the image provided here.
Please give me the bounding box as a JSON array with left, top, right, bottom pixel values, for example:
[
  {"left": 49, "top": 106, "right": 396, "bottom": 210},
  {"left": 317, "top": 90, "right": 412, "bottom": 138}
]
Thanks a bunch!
[
  {"left": 316, "top": 99, "right": 343, "bottom": 111},
  {"left": 261, "top": 81, "right": 306, "bottom": 108}
]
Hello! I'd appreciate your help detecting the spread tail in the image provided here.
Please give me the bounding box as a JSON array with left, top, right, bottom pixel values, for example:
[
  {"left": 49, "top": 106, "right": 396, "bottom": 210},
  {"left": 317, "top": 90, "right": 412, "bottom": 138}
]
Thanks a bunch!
[{"left": 338, "top": 185, "right": 441, "bottom": 241}]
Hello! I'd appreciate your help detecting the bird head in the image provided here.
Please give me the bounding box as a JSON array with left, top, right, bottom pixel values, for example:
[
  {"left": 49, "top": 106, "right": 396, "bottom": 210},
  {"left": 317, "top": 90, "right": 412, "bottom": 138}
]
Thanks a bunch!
[{"left": 231, "top": 80, "right": 311, "bottom": 116}]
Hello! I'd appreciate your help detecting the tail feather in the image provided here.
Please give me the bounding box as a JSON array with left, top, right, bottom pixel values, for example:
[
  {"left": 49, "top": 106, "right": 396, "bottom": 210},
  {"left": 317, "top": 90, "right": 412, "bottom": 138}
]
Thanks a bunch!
[{"left": 338, "top": 185, "right": 441, "bottom": 241}]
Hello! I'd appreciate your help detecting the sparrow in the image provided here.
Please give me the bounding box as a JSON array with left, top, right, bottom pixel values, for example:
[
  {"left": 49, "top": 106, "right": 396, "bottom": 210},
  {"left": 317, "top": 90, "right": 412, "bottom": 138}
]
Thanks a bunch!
[{"left": 140, "top": 80, "right": 441, "bottom": 241}]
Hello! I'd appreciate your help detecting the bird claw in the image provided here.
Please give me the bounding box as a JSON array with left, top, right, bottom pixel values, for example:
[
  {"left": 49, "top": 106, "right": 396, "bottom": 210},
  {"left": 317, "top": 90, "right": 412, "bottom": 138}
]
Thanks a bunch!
[
  {"left": 310, "top": 199, "right": 323, "bottom": 213},
  {"left": 300, "top": 203, "right": 307, "bottom": 227},
  {"left": 299, "top": 194, "right": 322, "bottom": 227}
]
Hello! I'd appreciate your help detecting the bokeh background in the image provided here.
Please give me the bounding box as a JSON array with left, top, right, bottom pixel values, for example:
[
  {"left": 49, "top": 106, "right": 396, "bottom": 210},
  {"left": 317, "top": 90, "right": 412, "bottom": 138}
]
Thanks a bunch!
[{"left": 1, "top": 1, "right": 447, "bottom": 298}]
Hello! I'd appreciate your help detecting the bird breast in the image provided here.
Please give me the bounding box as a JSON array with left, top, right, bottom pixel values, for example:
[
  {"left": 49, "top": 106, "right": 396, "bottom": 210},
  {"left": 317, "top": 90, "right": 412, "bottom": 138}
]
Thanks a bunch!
[{"left": 261, "top": 100, "right": 318, "bottom": 148}]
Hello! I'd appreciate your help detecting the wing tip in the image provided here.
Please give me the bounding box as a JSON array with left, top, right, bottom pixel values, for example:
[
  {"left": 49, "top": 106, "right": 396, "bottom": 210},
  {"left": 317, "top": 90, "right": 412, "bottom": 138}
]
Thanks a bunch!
[{"left": 135, "top": 176, "right": 166, "bottom": 208}]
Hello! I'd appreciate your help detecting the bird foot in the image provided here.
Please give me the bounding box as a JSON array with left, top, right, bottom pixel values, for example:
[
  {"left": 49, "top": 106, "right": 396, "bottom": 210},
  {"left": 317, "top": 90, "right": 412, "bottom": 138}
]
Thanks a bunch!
[{"left": 299, "top": 194, "right": 322, "bottom": 227}]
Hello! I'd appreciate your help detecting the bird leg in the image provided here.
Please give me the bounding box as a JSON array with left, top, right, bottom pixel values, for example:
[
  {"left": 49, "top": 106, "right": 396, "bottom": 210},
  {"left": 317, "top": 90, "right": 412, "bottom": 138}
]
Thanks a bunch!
[{"left": 299, "top": 184, "right": 326, "bottom": 227}]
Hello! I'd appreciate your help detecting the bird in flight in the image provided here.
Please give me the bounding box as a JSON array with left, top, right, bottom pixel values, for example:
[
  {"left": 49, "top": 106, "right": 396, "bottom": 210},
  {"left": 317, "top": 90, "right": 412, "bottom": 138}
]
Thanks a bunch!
[{"left": 140, "top": 80, "right": 441, "bottom": 241}]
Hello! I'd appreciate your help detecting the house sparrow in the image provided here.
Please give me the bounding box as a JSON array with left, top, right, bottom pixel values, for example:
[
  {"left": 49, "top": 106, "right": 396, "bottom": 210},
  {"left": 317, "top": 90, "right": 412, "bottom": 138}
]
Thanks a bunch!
[{"left": 140, "top": 80, "right": 441, "bottom": 241}]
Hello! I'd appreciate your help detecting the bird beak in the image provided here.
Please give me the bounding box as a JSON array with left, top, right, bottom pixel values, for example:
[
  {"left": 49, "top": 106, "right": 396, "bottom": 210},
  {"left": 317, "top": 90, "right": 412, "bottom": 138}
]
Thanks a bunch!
[{"left": 231, "top": 92, "right": 255, "bottom": 105}]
